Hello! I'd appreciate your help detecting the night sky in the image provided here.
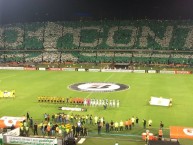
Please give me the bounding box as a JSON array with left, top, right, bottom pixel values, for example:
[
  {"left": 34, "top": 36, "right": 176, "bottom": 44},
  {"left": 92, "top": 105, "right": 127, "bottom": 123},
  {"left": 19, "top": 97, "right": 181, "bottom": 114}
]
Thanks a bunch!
[{"left": 0, "top": 0, "right": 193, "bottom": 24}]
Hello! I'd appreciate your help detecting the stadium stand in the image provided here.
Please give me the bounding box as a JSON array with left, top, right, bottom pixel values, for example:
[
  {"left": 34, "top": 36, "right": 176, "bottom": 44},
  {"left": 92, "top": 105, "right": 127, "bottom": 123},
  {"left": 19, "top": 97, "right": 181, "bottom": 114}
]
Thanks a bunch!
[{"left": 0, "top": 20, "right": 193, "bottom": 65}]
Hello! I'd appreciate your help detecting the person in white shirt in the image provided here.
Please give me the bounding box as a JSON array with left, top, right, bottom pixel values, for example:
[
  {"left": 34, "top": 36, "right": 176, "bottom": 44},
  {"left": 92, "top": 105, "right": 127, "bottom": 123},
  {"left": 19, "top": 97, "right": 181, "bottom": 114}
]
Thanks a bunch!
[
  {"left": 113, "top": 100, "right": 116, "bottom": 107},
  {"left": 95, "top": 99, "right": 99, "bottom": 107},
  {"left": 116, "top": 100, "right": 120, "bottom": 108},
  {"left": 148, "top": 119, "right": 152, "bottom": 127},
  {"left": 109, "top": 100, "right": 112, "bottom": 107},
  {"left": 131, "top": 116, "right": 135, "bottom": 127},
  {"left": 99, "top": 99, "right": 102, "bottom": 106},
  {"left": 84, "top": 98, "right": 87, "bottom": 106},
  {"left": 90, "top": 99, "right": 93, "bottom": 106}
]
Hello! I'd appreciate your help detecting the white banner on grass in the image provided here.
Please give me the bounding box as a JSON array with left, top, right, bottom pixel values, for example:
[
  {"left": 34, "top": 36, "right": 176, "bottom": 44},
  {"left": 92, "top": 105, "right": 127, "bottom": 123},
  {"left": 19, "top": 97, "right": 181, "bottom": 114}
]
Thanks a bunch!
[
  {"left": 149, "top": 96, "right": 170, "bottom": 106},
  {"left": 59, "top": 107, "right": 87, "bottom": 112}
]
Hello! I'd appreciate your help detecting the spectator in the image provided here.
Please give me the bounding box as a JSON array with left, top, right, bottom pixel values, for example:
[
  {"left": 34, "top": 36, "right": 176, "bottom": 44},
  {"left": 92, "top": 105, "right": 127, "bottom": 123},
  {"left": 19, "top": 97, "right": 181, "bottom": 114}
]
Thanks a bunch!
[
  {"left": 105, "top": 122, "right": 110, "bottom": 133},
  {"left": 143, "top": 119, "right": 147, "bottom": 129},
  {"left": 160, "top": 121, "right": 164, "bottom": 129},
  {"left": 33, "top": 123, "right": 38, "bottom": 135}
]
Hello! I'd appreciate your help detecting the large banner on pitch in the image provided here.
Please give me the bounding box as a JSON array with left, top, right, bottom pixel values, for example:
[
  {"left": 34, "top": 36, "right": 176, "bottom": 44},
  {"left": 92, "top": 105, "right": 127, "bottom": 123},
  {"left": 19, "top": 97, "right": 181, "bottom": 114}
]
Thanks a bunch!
[
  {"left": 58, "top": 107, "right": 87, "bottom": 112},
  {"left": 0, "top": 116, "right": 26, "bottom": 128},
  {"left": 170, "top": 126, "right": 193, "bottom": 139},
  {"left": 149, "top": 97, "right": 170, "bottom": 107}
]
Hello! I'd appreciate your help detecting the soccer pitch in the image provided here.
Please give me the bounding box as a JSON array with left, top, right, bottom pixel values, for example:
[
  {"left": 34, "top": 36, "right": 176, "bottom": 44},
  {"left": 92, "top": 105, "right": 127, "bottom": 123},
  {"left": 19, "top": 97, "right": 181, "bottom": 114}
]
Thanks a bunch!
[{"left": 0, "top": 70, "right": 193, "bottom": 145}]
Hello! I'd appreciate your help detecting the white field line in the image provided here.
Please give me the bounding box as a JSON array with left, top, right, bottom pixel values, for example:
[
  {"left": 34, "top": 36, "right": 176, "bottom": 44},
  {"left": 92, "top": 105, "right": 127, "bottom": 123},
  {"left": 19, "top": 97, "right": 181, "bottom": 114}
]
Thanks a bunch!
[{"left": 0, "top": 75, "right": 17, "bottom": 80}]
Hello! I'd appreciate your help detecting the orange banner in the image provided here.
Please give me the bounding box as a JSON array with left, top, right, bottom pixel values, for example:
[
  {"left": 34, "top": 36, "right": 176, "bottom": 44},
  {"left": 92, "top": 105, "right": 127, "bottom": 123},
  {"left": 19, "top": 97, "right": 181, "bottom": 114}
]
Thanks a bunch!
[
  {"left": 0, "top": 116, "right": 26, "bottom": 128},
  {"left": 170, "top": 126, "right": 193, "bottom": 139}
]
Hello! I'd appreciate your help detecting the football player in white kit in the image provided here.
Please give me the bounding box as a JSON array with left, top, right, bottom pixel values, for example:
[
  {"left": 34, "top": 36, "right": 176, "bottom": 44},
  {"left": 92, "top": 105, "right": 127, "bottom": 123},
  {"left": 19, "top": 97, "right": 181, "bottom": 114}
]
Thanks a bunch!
[
  {"left": 113, "top": 99, "right": 116, "bottom": 107},
  {"left": 109, "top": 100, "right": 113, "bottom": 107},
  {"left": 116, "top": 100, "right": 120, "bottom": 108}
]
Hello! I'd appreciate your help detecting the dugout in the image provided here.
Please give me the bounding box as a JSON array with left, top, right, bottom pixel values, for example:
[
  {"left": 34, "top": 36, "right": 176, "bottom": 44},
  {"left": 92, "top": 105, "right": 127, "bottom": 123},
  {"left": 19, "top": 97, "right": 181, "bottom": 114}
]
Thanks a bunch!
[{"left": 112, "top": 63, "right": 129, "bottom": 69}]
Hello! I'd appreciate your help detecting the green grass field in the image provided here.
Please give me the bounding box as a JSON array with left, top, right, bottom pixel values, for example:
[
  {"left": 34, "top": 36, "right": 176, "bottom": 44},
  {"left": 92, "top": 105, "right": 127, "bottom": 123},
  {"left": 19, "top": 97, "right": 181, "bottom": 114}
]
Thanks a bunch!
[{"left": 0, "top": 70, "right": 193, "bottom": 145}]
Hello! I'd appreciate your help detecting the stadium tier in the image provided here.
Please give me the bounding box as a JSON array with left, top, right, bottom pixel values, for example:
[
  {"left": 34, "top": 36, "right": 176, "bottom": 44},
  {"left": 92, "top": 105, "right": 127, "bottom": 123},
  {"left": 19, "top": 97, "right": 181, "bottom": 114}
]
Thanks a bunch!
[
  {"left": 0, "top": 20, "right": 193, "bottom": 64},
  {"left": 1, "top": 51, "right": 193, "bottom": 64},
  {"left": 0, "top": 20, "right": 193, "bottom": 50}
]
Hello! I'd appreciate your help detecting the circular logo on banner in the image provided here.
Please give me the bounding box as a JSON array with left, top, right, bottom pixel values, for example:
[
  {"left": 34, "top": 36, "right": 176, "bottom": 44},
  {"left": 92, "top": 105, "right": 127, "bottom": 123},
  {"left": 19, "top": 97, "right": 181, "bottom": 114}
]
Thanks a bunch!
[
  {"left": 183, "top": 128, "right": 193, "bottom": 136},
  {"left": 4, "top": 119, "right": 17, "bottom": 127},
  {"left": 69, "top": 82, "right": 129, "bottom": 92}
]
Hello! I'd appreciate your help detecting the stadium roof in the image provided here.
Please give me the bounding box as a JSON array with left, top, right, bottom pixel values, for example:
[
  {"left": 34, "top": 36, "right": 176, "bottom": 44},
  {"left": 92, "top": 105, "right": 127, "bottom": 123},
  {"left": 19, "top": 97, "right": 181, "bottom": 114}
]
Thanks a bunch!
[{"left": 0, "top": 0, "right": 193, "bottom": 24}]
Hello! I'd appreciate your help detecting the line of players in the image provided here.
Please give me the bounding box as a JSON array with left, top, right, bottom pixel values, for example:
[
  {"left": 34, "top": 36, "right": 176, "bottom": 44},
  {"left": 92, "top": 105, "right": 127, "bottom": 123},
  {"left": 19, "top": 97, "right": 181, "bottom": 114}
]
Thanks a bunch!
[{"left": 83, "top": 98, "right": 120, "bottom": 107}]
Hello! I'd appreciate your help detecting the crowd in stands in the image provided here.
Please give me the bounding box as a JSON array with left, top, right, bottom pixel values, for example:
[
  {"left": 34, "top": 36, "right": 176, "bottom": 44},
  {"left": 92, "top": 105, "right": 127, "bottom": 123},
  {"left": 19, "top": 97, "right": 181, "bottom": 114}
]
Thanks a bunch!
[
  {"left": 1, "top": 20, "right": 193, "bottom": 50},
  {"left": 1, "top": 50, "right": 193, "bottom": 65},
  {"left": 1, "top": 20, "right": 193, "bottom": 65}
]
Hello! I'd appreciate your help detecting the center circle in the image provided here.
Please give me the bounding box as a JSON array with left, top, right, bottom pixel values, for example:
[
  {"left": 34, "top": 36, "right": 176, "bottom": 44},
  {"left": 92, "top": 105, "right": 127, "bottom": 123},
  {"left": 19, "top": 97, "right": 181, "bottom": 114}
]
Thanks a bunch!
[{"left": 69, "top": 82, "right": 129, "bottom": 92}]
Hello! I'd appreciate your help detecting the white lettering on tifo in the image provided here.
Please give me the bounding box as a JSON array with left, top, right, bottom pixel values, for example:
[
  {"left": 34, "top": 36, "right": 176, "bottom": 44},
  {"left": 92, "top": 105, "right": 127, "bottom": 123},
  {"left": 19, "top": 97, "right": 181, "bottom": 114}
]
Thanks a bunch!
[
  {"left": 106, "top": 26, "right": 137, "bottom": 47},
  {"left": 139, "top": 26, "right": 173, "bottom": 48},
  {"left": 178, "top": 25, "right": 193, "bottom": 49},
  {"left": 44, "top": 25, "right": 103, "bottom": 48},
  {"left": 1, "top": 22, "right": 193, "bottom": 49},
  {"left": 43, "top": 22, "right": 63, "bottom": 48},
  {"left": 26, "top": 24, "right": 44, "bottom": 45}
]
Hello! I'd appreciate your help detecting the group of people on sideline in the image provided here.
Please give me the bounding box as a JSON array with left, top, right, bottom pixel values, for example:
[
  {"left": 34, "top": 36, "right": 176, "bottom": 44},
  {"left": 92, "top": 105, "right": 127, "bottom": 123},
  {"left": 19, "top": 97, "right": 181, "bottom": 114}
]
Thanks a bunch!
[{"left": 17, "top": 112, "right": 164, "bottom": 138}]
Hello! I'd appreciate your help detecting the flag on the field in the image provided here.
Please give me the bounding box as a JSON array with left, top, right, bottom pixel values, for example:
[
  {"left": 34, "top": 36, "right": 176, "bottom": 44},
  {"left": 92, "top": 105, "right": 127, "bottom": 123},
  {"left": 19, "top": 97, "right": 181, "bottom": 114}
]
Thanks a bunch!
[{"left": 149, "top": 96, "right": 170, "bottom": 106}]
